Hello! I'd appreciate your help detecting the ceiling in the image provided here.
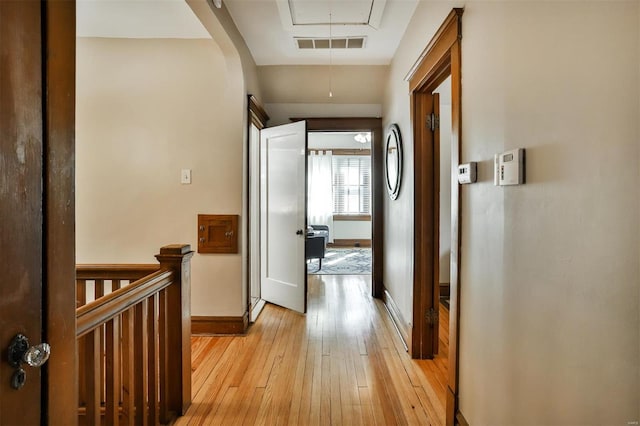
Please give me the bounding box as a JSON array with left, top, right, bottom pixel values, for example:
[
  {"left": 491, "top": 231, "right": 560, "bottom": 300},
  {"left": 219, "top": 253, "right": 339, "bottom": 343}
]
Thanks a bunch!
[
  {"left": 76, "top": 0, "right": 418, "bottom": 64},
  {"left": 76, "top": 0, "right": 211, "bottom": 39},
  {"left": 223, "top": 0, "right": 419, "bottom": 65}
]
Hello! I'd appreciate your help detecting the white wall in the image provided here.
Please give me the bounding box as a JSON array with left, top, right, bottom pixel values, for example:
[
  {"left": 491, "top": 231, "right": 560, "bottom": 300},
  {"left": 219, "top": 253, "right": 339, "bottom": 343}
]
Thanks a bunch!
[
  {"left": 332, "top": 221, "right": 371, "bottom": 240},
  {"left": 76, "top": 0, "right": 262, "bottom": 320},
  {"left": 259, "top": 64, "right": 385, "bottom": 125},
  {"left": 258, "top": 65, "right": 387, "bottom": 104},
  {"left": 384, "top": 1, "right": 640, "bottom": 424},
  {"left": 383, "top": 2, "right": 455, "bottom": 333},
  {"left": 188, "top": 0, "right": 264, "bottom": 312},
  {"left": 188, "top": 0, "right": 262, "bottom": 99},
  {"left": 76, "top": 37, "right": 246, "bottom": 318}
]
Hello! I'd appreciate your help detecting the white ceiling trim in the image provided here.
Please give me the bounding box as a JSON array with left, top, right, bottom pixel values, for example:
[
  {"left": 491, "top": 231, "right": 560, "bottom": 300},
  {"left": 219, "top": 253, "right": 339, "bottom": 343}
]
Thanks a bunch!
[
  {"left": 276, "top": 0, "right": 294, "bottom": 30},
  {"left": 367, "top": 0, "right": 385, "bottom": 30}
]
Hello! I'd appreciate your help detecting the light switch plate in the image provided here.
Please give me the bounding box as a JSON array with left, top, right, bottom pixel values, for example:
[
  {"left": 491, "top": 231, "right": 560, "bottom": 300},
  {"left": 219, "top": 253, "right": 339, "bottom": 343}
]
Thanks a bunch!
[{"left": 181, "top": 169, "right": 192, "bottom": 184}]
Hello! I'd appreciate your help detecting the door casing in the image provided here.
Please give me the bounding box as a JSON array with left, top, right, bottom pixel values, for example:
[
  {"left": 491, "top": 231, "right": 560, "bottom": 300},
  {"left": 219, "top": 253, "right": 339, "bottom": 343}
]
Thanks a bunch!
[
  {"left": 247, "top": 95, "right": 269, "bottom": 322},
  {"left": 295, "top": 117, "right": 384, "bottom": 298},
  {"left": 45, "top": 1, "right": 77, "bottom": 422},
  {"left": 406, "top": 8, "right": 464, "bottom": 426}
]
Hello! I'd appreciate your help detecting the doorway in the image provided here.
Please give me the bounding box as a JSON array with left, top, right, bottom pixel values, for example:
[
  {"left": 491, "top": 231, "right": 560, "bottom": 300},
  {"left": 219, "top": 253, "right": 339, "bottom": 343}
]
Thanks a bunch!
[
  {"left": 307, "top": 131, "right": 373, "bottom": 276},
  {"left": 247, "top": 117, "right": 384, "bottom": 322},
  {"left": 248, "top": 96, "right": 269, "bottom": 321},
  {"left": 300, "top": 118, "right": 384, "bottom": 298},
  {"left": 407, "top": 8, "right": 463, "bottom": 425}
]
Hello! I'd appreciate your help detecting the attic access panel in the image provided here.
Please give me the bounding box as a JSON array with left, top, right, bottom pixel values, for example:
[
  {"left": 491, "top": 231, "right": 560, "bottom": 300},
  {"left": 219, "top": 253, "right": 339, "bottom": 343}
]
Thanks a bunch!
[
  {"left": 290, "top": 0, "right": 372, "bottom": 25},
  {"left": 282, "top": 0, "right": 386, "bottom": 28}
]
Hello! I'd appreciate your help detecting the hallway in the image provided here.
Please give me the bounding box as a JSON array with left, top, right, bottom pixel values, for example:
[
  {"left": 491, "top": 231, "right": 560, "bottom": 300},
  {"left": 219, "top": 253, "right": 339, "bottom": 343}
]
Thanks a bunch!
[{"left": 177, "top": 275, "right": 448, "bottom": 425}]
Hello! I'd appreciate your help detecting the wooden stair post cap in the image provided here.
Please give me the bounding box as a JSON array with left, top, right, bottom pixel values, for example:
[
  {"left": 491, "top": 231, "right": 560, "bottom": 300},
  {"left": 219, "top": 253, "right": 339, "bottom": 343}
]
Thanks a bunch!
[{"left": 159, "top": 244, "right": 192, "bottom": 255}]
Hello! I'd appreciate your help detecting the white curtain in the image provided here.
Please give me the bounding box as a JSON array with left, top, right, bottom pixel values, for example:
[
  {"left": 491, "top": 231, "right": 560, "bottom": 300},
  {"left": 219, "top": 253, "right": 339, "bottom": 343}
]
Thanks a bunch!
[{"left": 308, "top": 150, "right": 334, "bottom": 242}]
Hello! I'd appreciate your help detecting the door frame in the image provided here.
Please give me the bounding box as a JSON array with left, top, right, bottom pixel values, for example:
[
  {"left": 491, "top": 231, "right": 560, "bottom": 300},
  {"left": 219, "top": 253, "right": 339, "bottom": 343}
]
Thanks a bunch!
[
  {"left": 42, "top": 0, "right": 77, "bottom": 422},
  {"left": 247, "top": 95, "right": 269, "bottom": 322},
  {"left": 406, "top": 8, "right": 463, "bottom": 426},
  {"left": 293, "top": 117, "right": 384, "bottom": 298}
]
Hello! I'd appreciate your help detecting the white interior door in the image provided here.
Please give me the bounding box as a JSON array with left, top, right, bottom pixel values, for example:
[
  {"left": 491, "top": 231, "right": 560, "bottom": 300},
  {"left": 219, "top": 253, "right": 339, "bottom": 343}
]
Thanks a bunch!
[{"left": 260, "top": 121, "right": 307, "bottom": 313}]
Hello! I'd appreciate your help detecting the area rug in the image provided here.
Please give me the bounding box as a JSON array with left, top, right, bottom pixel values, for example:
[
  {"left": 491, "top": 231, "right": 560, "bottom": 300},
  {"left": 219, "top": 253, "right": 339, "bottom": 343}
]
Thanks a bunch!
[{"left": 307, "top": 248, "right": 372, "bottom": 275}]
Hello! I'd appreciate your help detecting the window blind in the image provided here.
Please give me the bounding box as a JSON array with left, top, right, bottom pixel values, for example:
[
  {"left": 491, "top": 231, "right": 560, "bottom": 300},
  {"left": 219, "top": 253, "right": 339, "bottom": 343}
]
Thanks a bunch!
[{"left": 332, "top": 156, "right": 371, "bottom": 214}]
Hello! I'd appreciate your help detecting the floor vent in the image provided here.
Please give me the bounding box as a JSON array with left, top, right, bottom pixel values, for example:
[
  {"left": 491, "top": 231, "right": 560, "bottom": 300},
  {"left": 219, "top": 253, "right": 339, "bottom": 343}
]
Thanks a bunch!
[{"left": 296, "top": 37, "right": 366, "bottom": 49}]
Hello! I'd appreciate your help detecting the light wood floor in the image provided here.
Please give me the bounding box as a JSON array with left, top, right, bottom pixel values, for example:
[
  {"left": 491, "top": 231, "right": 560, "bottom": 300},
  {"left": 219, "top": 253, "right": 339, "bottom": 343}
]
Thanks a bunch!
[{"left": 177, "top": 275, "right": 448, "bottom": 426}]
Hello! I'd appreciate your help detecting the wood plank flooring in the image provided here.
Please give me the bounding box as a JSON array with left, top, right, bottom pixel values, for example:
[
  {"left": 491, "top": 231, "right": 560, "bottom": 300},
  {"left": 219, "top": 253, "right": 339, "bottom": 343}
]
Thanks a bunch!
[{"left": 177, "top": 275, "right": 448, "bottom": 426}]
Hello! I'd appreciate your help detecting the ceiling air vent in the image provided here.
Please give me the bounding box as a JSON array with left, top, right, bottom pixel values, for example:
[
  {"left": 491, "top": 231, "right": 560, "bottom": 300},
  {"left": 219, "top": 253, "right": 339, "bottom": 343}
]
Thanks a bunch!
[{"left": 295, "top": 37, "right": 366, "bottom": 50}]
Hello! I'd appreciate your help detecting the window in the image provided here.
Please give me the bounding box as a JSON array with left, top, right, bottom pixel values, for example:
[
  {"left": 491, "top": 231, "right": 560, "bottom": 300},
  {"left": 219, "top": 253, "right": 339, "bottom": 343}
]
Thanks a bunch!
[{"left": 332, "top": 155, "right": 370, "bottom": 214}]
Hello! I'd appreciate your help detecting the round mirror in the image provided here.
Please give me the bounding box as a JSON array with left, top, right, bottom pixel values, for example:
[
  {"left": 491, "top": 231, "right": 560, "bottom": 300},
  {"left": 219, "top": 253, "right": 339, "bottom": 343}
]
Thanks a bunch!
[{"left": 385, "top": 124, "right": 402, "bottom": 200}]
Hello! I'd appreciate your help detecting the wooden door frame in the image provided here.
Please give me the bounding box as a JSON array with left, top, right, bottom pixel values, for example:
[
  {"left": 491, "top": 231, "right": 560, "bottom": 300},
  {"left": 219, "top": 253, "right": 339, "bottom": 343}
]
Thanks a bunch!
[
  {"left": 45, "top": 0, "right": 77, "bottom": 422},
  {"left": 291, "top": 117, "right": 384, "bottom": 298},
  {"left": 407, "top": 8, "right": 463, "bottom": 426}
]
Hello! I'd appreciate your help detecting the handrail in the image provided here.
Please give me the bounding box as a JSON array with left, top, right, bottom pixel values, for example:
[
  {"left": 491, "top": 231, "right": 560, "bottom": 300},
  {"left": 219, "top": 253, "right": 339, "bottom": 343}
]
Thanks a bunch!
[
  {"left": 76, "top": 244, "right": 193, "bottom": 425},
  {"left": 76, "top": 269, "right": 173, "bottom": 338},
  {"left": 76, "top": 264, "right": 160, "bottom": 280}
]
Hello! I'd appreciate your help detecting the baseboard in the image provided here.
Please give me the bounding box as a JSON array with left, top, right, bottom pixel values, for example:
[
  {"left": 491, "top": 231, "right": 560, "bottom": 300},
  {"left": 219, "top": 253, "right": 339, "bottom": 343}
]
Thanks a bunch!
[
  {"left": 456, "top": 411, "right": 469, "bottom": 426},
  {"left": 440, "top": 282, "right": 450, "bottom": 297},
  {"left": 382, "top": 287, "right": 410, "bottom": 349},
  {"left": 328, "top": 239, "right": 372, "bottom": 248},
  {"left": 191, "top": 312, "right": 249, "bottom": 335},
  {"left": 447, "top": 386, "right": 468, "bottom": 426}
]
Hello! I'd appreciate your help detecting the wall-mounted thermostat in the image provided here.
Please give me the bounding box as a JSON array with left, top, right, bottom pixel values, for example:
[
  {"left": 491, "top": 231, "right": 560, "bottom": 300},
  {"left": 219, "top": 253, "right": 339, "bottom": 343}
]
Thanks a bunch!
[
  {"left": 494, "top": 148, "right": 525, "bottom": 186},
  {"left": 457, "top": 162, "right": 477, "bottom": 184}
]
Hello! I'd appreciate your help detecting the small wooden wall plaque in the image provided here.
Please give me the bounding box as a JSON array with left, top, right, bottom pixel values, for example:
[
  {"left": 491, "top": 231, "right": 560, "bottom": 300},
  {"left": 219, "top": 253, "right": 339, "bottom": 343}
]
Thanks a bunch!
[{"left": 197, "top": 214, "right": 239, "bottom": 254}]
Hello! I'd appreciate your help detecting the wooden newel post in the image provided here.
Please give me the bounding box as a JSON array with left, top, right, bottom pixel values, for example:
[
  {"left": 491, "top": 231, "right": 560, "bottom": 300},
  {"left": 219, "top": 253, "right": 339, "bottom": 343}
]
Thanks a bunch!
[{"left": 156, "top": 244, "right": 194, "bottom": 416}]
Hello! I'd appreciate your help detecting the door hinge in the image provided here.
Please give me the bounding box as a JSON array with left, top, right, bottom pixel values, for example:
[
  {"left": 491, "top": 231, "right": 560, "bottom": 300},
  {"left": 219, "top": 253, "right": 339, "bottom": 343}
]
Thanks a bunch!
[
  {"left": 426, "top": 113, "right": 440, "bottom": 132},
  {"left": 425, "top": 307, "right": 439, "bottom": 326}
]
